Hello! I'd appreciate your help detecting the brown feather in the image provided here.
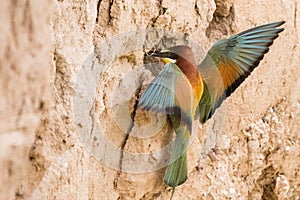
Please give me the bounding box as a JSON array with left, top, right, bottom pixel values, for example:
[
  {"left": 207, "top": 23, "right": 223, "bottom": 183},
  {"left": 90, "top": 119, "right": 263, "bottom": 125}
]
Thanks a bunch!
[
  {"left": 168, "top": 46, "right": 204, "bottom": 105},
  {"left": 217, "top": 58, "right": 244, "bottom": 90}
]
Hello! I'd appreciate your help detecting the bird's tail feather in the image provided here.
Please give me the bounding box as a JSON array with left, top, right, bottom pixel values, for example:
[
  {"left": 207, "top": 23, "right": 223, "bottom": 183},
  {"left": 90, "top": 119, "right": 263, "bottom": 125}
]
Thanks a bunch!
[{"left": 164, "top": 124, "right": 189, "bottom": 188}]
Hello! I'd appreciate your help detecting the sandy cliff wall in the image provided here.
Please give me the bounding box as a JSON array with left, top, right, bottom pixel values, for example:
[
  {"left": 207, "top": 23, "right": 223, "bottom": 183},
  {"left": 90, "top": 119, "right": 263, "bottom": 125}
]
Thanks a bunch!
[
  {"left": 0, "top": 0, "right": 54, "bottom": 199},
  {"left": 1, "top": 0, "right": 300, "bottom": 199}
]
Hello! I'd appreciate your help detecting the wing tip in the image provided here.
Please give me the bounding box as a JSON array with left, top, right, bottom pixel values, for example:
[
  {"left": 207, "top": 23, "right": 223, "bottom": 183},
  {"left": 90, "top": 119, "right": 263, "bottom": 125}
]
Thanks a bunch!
[
  {"left": 277, "top": 21, "right": 286, "bottom": 26},
  {"left": 261, "top": 20, "right": 285, "bottom": 28}
]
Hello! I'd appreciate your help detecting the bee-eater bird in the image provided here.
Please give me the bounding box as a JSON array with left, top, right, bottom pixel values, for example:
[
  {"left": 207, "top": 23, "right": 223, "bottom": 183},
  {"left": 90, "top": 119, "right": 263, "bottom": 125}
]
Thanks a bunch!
[{"left": 138, "top": 21, "right": 285, "bottom": 190}]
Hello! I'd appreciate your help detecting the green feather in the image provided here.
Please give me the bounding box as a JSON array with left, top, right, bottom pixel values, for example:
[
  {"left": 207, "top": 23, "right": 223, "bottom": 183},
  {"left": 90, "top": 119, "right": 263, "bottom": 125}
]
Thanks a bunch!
[
  {"left": 197, "top": 21, "right": 285, "bottom": 123},
  {"left": 164, "top": 115, "right": 190, "bottom": 188}
]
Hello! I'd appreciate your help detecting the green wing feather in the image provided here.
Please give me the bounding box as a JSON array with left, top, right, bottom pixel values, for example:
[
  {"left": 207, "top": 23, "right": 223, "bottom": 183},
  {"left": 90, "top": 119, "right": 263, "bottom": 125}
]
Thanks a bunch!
[
  {"left": 138, "top": 62, "right": 193, "bottom": 125},
  {"left": 139, "top": 61, "right": 194, "bottom": 189},
  {"left": 197, "top": 21, "right": 285, "bottom": 123}
]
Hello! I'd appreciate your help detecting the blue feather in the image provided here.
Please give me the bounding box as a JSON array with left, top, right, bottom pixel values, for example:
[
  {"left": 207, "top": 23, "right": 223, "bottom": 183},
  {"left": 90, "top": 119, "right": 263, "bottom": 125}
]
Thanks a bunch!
[
  {"left": 197, "top": 21, "right": 285, "bottom": 123},
  {"left": 138, "top": 63, "right": 191, "bottom": 114}
]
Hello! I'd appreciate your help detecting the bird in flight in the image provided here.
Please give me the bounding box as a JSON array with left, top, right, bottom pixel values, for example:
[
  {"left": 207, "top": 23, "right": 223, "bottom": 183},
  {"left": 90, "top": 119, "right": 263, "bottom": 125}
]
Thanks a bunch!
[{"left": 138, "top": 21, "right": 285, "bottom": 191}]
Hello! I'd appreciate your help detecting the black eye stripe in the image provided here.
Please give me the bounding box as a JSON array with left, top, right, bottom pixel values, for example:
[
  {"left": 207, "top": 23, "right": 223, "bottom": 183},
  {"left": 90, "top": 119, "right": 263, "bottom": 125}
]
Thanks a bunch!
[{"left": 146, "top": 50, "right": 179, "bottom": 59}]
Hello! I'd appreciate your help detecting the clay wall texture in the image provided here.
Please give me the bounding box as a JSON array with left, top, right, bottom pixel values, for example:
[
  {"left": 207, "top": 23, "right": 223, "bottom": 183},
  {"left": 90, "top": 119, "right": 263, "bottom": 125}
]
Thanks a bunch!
[{"left": 1, "top": 0, "right": 299, "bottom": 199}]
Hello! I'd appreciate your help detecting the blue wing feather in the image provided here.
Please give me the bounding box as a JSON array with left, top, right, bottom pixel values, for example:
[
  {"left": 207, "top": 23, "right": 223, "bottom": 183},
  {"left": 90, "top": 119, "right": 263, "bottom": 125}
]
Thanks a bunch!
[
  {"left": 197, "top": 21, "right": 285, "bottom": 123},
  {"left": 138, "top": 63, "right": 190, "bottom": 114}
]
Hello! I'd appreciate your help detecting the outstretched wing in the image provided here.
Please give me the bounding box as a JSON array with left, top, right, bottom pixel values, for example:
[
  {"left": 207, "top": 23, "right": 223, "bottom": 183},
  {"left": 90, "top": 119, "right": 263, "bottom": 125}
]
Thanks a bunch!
[
  {"left": 197, "top": 21, "right": 285, "bottom": 123},
  {"left": 138, "top": 62, "right": 194, "bottom": 124}
]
